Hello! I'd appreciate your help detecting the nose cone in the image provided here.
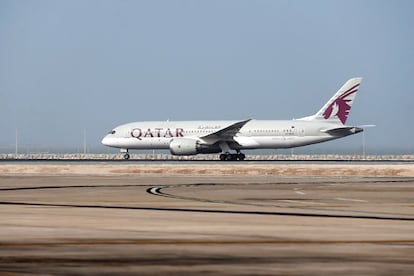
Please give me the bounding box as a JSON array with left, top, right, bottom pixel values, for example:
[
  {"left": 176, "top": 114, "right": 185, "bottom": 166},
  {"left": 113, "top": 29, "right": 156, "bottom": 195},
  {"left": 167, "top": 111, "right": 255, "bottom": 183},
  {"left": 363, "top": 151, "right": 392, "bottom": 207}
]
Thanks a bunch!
[{"left": 101, "top": 135, "right": 111, "bottom": 146}]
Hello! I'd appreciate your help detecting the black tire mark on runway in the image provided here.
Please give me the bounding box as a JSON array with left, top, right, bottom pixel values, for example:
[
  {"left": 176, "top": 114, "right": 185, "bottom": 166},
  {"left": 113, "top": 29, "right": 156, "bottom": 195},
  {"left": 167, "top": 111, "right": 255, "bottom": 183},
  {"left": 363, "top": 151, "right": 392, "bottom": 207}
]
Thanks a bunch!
[
  {"left": 1, "top": 200, "right": 414, "bottom": 221},
  {"left": 2, "top": 179, "right": 413, "bottom": 221},
  {"left": 147, "top": 186, "right": 246, "bottom": 205},
  {"left": 0, "top": 184, "right": 150, "bottom": 191},
  {"left": 1, "top": 177, "right": 412, "bottom": 192},
  {"left": 147, "top": 184, "right": 414, "bottom": 219}
]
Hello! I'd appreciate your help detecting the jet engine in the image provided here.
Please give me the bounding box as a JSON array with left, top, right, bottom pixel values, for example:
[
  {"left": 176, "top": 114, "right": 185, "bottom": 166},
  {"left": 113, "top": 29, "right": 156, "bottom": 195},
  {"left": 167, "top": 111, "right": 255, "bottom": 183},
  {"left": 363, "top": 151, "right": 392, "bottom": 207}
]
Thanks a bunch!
[
  {"left": 169, "top": 138, "right": 199, "bottom": 155},
  {"left": 169, "top": 138, "right": 221, "bottom": 156}
]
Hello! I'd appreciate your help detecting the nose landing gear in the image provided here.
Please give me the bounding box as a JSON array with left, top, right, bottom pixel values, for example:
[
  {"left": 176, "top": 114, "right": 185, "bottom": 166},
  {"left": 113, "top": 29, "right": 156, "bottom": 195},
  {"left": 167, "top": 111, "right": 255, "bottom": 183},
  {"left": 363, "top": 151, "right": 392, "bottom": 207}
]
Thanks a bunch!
[{"left": 120, "top": 149, "right": 130, "bottom": 160}]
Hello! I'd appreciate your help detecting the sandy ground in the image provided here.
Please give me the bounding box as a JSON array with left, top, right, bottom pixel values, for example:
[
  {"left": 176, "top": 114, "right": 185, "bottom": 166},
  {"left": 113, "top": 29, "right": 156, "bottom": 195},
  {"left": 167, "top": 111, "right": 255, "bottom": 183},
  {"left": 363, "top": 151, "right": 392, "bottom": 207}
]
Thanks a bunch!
[
  {"left": 0, "top": 163, "right": 414, "bottom": 275},
  {"left": 1, "top": 162, "right": 414, "bottom": 177}
]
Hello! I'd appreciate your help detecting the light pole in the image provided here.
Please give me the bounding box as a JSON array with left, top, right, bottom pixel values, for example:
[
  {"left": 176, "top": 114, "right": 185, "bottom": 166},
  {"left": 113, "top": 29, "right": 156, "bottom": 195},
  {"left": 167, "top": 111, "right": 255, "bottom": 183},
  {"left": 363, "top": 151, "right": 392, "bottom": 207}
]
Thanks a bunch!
[
  {"left": 83, "top": 128, "right": 87, "bottom": 154},
  {"left": 15, "top": 128, "right": 18, "bottom": 156},
  {"left": 362, "top": 130, "right": 366, "bottom": 159}
]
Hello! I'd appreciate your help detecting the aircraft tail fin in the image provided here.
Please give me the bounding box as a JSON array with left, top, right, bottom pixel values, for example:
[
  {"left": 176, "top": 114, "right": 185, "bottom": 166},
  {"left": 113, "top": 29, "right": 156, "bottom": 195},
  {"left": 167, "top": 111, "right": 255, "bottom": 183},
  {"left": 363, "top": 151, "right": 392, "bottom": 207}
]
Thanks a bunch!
[{"left": 299, "top": 77, "right": 362, "bottom": 125}]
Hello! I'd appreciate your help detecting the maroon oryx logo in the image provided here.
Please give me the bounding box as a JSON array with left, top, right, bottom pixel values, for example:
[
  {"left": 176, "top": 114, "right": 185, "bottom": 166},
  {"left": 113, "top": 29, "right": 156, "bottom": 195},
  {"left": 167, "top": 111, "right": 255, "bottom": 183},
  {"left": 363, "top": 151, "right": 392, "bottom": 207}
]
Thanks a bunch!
[{"left": 323, "top": 83, "right": 359, "bottom": 124}]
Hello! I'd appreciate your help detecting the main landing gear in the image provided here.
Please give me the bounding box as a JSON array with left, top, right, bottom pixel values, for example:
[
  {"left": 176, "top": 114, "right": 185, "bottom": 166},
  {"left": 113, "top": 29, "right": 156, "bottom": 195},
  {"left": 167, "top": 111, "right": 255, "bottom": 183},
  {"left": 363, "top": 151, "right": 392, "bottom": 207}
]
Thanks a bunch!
[
  {"left": 219, "top": 152, "right": 246, "bottom": 161},
  {"left": 218, "top": 142, "right": 245, "bottom": 161}
]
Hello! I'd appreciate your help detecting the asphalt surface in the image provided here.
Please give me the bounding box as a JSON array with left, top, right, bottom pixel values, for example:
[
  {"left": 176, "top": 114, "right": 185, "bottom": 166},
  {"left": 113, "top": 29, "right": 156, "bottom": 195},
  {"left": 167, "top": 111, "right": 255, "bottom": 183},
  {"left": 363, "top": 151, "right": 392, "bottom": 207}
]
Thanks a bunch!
[{"left": 0, "top": 166, "right": 414, "bottom": 275}]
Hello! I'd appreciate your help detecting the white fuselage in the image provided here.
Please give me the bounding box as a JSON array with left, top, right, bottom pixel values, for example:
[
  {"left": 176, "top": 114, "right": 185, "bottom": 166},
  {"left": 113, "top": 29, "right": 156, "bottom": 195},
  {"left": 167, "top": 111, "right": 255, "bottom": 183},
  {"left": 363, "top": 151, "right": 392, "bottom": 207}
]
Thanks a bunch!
[{"left": 101, "top": 119, "right": 350, "bottom": 151}]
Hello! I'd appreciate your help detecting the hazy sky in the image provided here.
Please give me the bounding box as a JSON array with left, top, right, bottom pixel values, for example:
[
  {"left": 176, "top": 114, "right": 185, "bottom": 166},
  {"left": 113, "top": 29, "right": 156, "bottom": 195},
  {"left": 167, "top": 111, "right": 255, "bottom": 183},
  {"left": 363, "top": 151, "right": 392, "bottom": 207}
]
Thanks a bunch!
[{"left": 1, "top": 0, "right": 413, "bottom": 154}]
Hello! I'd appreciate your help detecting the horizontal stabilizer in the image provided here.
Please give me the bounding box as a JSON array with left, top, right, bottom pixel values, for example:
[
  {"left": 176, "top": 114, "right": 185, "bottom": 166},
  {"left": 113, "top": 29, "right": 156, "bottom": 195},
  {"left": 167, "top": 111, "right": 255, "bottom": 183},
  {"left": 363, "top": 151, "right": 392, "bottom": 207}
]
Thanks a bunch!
[
  {"left": 357, "top": 124, "right": 376, "bottom": 128},
  {"left": 321, "top": 126, "right": 363, "bottom": 136}
]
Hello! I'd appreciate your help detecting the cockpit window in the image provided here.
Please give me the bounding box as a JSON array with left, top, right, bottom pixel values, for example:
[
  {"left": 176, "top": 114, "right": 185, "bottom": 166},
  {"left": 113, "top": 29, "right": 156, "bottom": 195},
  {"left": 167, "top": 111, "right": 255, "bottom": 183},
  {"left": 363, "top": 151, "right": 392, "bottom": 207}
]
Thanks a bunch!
[{"left": 108, "top": 130, "right": 116, "bottom": 134}]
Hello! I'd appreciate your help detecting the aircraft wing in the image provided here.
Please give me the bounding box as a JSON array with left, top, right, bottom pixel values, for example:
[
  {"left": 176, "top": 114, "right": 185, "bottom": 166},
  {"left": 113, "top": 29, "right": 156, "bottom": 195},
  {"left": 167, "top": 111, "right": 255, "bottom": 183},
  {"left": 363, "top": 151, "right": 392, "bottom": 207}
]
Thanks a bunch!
[{"left": 200, "top": 119, "right": 251, "bottom": 144}]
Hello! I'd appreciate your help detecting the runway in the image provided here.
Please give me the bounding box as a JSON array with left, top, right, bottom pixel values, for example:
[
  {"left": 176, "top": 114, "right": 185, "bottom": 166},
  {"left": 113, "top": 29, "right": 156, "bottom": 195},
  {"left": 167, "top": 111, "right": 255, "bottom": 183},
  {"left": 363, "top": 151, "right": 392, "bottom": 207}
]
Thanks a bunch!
[{"left": 1, "top": 163, "right": 414, "bottom": 275}]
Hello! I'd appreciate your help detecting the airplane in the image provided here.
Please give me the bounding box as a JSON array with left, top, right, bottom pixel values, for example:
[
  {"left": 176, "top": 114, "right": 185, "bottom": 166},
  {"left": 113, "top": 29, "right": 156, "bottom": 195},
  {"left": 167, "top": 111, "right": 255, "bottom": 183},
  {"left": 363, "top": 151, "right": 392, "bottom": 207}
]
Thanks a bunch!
[{"left": 102, "top": 77, "right": 365, "bottom": 161}]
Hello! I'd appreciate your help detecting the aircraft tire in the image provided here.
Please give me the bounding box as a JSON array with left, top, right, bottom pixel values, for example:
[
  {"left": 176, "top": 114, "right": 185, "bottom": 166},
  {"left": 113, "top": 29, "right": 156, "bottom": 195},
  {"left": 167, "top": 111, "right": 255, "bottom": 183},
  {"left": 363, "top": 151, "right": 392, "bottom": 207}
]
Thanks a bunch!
[
  {"left": 124, "top": 153, "right": 130, "bottom": 160},
  {"left": 220, "top": 153, "right": 244, "bottom": 161}
]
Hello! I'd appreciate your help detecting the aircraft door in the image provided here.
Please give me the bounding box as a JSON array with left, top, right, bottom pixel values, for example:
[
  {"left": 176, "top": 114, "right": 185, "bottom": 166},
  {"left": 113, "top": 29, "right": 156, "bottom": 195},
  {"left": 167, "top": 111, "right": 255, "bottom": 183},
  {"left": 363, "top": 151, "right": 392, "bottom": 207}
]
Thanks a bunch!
[{"left": 291, "top": 125, "right": 305, "bottom": 137}]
